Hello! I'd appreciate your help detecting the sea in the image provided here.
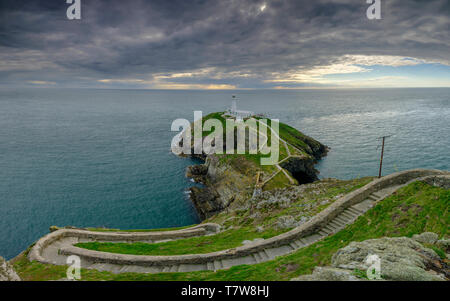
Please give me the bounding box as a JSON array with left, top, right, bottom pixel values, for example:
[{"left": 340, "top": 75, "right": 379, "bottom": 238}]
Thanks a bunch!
[{"left": 0, "top": 88, "right": 448, "bottom": 259}]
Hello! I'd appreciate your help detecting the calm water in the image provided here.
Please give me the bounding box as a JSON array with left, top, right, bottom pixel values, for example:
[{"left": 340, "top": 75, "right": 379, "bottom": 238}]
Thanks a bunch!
[{"left": 0, "top": 88, "right": 449, "bottom": 259}]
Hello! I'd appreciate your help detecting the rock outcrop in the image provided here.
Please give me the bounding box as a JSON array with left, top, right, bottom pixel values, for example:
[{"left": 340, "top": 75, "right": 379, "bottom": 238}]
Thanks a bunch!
[
  {"left": 0, "top": 256, "right": 21, "bottom": 281},
  {"left": 292, "top": 234, "right": 449, "bottom": 281},
  {"left": 279, "top": 157, "right": 319, "bottom": 184},
  {"left": 412, "top": 232, "right": 439, "bottom": 244}
]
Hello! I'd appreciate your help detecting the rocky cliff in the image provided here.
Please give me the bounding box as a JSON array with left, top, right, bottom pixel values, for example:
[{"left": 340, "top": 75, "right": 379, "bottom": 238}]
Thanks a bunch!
[{"left": 0, "top": 256, "right": 21, "bottom": 281}]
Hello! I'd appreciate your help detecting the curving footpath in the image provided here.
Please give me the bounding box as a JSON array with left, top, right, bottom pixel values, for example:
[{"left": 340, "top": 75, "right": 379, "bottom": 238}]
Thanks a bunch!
[{"left": 28, "top": 169, "right": 449, "bottom": 274}]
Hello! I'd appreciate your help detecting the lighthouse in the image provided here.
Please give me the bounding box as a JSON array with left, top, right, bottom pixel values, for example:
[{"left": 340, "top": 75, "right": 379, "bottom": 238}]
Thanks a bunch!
[
  {"left": 228, "top": 95, "right": 254, "bottom": 121},
  {"left": 231, "top": 95, "right": 237, "bottom": 114}
]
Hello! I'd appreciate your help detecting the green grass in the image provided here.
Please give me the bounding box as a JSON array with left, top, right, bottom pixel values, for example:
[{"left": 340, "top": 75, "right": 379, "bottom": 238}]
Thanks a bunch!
[
  {"left": 14, "top": 180, "right": 448, "bottom": 281},
  {"left": 262, "top": 171, "right": 291, "bottom": 191},
  {"left": 75, "top": 227, "right": 286, "bottom": 256}
]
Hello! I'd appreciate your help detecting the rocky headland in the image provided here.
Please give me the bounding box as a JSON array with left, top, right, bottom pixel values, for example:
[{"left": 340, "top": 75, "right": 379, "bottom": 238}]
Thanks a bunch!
[{"left": 182, "top": 112, "right": 328, "bottom": 219}]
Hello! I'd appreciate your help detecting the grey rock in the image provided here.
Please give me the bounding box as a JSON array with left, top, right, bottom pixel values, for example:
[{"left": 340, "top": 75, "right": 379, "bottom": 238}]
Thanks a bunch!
[
  {"left": 320, "top": 200, "right": 330, "bottom": 205},
  {"left": 291, "top": 267, "right": 363, "bottom": 281},
  {"left": 256, "top": 226, "right": 264, "bottom": 233},
  {"left": 298, "top": 216, "right": 310, "bottom": 225},
  {"left": 436, "top": 239, "right": 450, "bottom": 252},
  {"left": 412, "top": 232, "right": 439, "bottom": 244},
  {"left": 275, "top": 216, "right": 297, "bottom": 229},
  {"left": 0, "top": 256, "right": 21, "bottom": 281},
  {"left": 332, "top": 237, "right": 445, "bottom": 281},
  {"left": 249, "top": 212, "right": 261, "bottom": 219},
  {"left": 292, "top": 235, "right": 448, "bottom": 281}
]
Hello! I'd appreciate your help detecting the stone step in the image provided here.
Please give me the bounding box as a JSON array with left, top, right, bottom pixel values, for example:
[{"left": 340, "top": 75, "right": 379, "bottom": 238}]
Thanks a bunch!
[
  {"left": 372, "top": 192, "right": 383, "bottom": 199},
  {"left": 289, "top": 242, "right": 298, "bottom": 250},
  {"left": 170, "top": 265, "right": 179, "bottom": 272},
  {"left": 162, "top": 266, "right": 171, "bottom": 273},
  {"left": 328, "top": 220, "right": 344, "bottom": 229},
  {"left": 302, "top": 234, "right": 322, "bottom": 246},
  {"left": 252, "top": 253, "right": 262, "bottom": 263},
  {"left": 334, "top": 215, "right": 350, "bottom": 224},
  {"left": 213, "top": 260, "right": 223, "bottom": 270},
  {"left": 323, "top": 225, "right": 336, "bottom": 234},
  {"left": 259, "top": 250, "right": 270, "bottom": 261},
  {"left": 330, "top": 218, "right": 345, "bottom": 228},
  {"left": 206, "top": 262, "right": 215, "bottom": 271},
  {"left": 336, "top": 211, "right": 352, "bottom": 219},
  {"left": 339, "top": 212, "right": 354, "bottom": 221},
  {"left": 310, "top": 234, "right": 322, "bottom": 242},
  {"left": 344, "top": 208, "right": 359, "bottom": 216},
  {"left": 318, "top": 230, "right": 328, "bottom": 237},
  {"left": 264, "top": 245, "right": 293, "bottom": 259},
  {"left": 178, "top": 263, "right": 207, "bottom": 273},
  {"left": 326, "top": 223, "right": 339, "bottom": 231},
  {"left": 341, "top": 211, "right": 356, "bottom": 220},
  {"left": 290, "top": 240, "right": 300, "bottom": 248},
  {"left": 356, "top": 199, "right": 376, "bottom": 211},
  {"left": 346, "top": 207, "right": 362, "bottom": 215},
  {"left": 294, "top": 239, "right": 306, "bottom": 248},
  {"left": 221, "top": 256, "right": 255, "bottom": 269},
  {"left": 320, "top": 227, "right": 332, "bottom": 235},
  {"left": 367, "top": 194, "right": 378, "bottom": 202}
]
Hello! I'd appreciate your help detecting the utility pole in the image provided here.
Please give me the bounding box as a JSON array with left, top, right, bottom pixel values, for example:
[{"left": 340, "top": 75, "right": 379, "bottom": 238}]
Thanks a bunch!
[{"left": 378, "top": 135, "right": 391, "bottom": 178}]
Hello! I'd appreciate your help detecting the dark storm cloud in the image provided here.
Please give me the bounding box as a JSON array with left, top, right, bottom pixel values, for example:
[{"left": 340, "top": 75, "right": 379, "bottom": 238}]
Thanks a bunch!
[{"left": 0, "top": 0, "right": 449, "bottom": 87}]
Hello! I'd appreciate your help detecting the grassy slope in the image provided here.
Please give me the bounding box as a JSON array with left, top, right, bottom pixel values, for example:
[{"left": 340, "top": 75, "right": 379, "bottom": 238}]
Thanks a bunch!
[
  {"left": 198, "top": 112, "right": 318, "bottom": 191},
  {"left": 15, "top": 178, "right": 449, "bottom": 281}
]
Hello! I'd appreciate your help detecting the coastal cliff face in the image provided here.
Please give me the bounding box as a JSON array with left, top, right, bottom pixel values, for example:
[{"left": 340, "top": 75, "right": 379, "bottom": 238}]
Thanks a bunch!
[
  {"left": 0, "top": 256, "right": 20, "bottom": 281},
  {"left": 184, "top": 112, "right": 328, "bottom": 220},
  {"left": 187, "top": 154, "right": 256, "bottom": 219}
]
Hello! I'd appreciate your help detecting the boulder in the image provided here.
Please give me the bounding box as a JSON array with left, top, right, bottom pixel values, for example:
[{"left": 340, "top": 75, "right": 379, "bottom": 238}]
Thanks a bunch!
[
  {"left": 436, "top": 239, "right": 450, "bottom": 252},
  {"left": 412, "top": 232, "right": 439, "bottom": 244},
  {"left": 292, "top": 235, "right": 448, "bottom": 281},
  {"left": 0, "top": 256, "right": 21, "bottom": 281},
  {"left": 332, "top": 237, "right": 446, "bottom": 281},
  {"left": 275, "top": 216, "right": 297, "bottom": 229},
  {"left": 291, "top": 267, "right": 363, "bottom": 281}
]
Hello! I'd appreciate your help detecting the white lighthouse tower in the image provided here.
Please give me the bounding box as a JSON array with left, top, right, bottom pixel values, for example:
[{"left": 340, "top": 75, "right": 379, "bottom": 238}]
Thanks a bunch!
[
  {"left": 231, "top": 95, "right": 237, "bottom": 114},
  {"left": 228, "top": 95, "right": 253, "bottom": 121}
]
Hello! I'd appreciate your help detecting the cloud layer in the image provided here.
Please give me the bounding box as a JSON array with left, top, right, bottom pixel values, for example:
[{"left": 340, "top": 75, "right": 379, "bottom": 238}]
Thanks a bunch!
[{"left": 0, "top": 0, "right": 449, "bottom": 88}]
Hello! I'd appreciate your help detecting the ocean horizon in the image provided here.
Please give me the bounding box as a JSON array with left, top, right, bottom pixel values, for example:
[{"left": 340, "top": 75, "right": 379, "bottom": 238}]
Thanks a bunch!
[{"left": 0, "top": 87, "right": 449, "bottom": 259}]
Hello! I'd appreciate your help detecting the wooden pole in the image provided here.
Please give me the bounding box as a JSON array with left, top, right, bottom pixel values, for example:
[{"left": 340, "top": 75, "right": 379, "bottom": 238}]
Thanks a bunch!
[{"left": 378, "top": 136, "right": 386, "bottom": 178}]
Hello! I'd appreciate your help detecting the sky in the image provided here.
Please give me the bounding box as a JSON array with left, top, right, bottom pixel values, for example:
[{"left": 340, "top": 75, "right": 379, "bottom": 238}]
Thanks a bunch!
[{"left": 0, "top": 0, "right": 449, "bottom": 89}]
